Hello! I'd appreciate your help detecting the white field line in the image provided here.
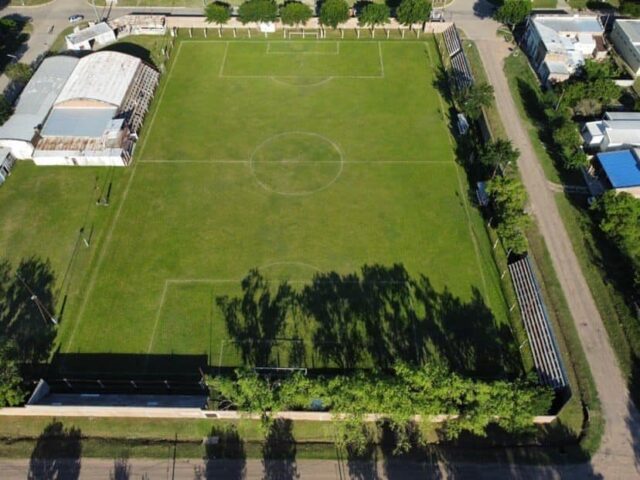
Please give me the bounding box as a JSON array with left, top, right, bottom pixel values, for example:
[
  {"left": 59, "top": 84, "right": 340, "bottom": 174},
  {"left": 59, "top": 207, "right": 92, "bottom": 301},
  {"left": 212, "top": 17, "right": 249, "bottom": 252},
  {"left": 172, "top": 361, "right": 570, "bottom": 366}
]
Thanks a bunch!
[
  {"left": 138, "top": 159, "right": 456, "bottom": 164},
  {"left": 265, "top": 41, "right": 340, "bottom": 55},
  {"left": 214, "top": 40, "right": 382, "bottom": 79},
  {"left": 65, "top": 165, "right": 140, "bottom": 352},
  {"left": 425, "top": 40, "right": 491, "bottom": 307},
  {"left": 146, "top": 280, "right": 170, "bottom": 353},
  {"left": 218, "top": 41, "right": 229, "bottom": 77}
]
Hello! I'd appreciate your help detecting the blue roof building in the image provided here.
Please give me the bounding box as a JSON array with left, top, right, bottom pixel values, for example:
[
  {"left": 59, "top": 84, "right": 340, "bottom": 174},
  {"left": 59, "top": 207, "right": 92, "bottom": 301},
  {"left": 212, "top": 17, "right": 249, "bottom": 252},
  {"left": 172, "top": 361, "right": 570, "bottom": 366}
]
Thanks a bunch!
[{"left": 595, "top": 149, "right": 640, "bottom": 198}]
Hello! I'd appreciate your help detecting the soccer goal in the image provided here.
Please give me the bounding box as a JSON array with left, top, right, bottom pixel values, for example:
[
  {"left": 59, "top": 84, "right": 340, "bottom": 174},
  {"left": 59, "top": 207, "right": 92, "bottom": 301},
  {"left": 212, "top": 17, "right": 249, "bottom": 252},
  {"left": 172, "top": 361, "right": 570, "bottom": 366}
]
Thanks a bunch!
[{"left": 287, "top": 30, "right": 320, "bottom": 39}]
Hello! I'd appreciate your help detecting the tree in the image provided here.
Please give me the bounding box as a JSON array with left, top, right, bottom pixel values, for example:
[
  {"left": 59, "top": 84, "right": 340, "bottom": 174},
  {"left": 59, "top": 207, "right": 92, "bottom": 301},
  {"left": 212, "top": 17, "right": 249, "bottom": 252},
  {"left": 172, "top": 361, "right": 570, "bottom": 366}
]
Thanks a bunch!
[
  {"left": 486, "top": 176, "right": 530, "bottom": 254},
  {"left": 5, "top": 62, "right": 32, "bottom": 84},
  {"left": 396, "top": 0, "right": 432, "bottom": 33},
  {"left": 204, "top": 2, "right": 231, "bottom": 36},
  {"left": 237, "top": 0, "right": 278, "bottom": 24},
  {"left": 0, "top": 343, "right": 24, "bottom": 408},
  {"left": 0, "top": 95, "right": 11, "bottom": 126},
  {"left": 621, "top": 0, "right": 640, "bottom": 17},
  {"left": 358, "top": 3, "right": 390, "bottom": 38},
  {"left": 280, "top": 1, "right": 313, "bottom": 27},
  {"left": 456, "top": 82, "right": 494, "bottom": 120},
  {"left": 593, "top": 191, "right": 640, "bottom": 266},
  {"left": 494, "top": 0, "right": 531, "bottom": 30},
  {"left": 319, "top": 0, "right": 350, "bottom": 29},
  {"left": 479, "top": 139, "right": 519, "bottom": 176}
]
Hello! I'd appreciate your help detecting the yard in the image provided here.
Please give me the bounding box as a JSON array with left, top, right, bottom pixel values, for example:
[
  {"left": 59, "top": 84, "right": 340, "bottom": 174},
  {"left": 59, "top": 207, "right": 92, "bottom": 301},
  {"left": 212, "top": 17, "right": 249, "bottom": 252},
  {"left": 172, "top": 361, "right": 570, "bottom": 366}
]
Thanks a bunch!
[{"left": 0, "top": 38, "right": 520, "bottom": 379}]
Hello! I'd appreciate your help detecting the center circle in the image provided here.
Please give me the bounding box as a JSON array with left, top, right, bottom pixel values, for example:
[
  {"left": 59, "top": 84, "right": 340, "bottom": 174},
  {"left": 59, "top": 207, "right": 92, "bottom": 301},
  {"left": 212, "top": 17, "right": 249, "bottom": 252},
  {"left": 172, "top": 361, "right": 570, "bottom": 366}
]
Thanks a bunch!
[{"left": 250, "top": 132, "right": 344, "bottom": 196}]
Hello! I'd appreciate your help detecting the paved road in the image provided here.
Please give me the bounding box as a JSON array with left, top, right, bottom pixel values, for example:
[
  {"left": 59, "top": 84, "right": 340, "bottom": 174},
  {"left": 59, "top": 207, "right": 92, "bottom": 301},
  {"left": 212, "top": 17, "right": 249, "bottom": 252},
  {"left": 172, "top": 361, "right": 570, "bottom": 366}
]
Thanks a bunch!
[
  {"left": 448, "top": 0, "right": 640, "bottom": 478},
  {"left": 0, "top": 457, "right": 618, "bottom": 479}
]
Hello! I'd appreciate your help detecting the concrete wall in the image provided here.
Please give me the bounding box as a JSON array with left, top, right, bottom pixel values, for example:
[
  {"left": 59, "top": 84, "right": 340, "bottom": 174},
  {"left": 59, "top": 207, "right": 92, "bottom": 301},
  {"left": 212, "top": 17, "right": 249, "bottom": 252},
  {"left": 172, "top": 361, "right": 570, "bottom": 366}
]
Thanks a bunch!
[
  {"left": 610, "top": 21, "right": 640, "bottom": 77},
  {"left": 163, "top": 16, "right": 452, "bottom": 34}
]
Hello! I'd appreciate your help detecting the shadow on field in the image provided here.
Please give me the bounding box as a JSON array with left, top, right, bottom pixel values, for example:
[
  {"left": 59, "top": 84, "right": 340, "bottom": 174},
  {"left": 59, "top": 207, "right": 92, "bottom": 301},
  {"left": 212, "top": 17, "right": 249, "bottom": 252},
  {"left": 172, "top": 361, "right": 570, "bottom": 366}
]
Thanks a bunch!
[
  {"left": 198, "top": 424, "right": 246, "bottom": 480},
  {"left": 217, "top": 265, "right": 521, "bottom": 378},
  {"left": 110, "top": 454, "right": 131, "bottom": 480},
  {"left": 0, "top": 256, "right": 57, "bottom": 375},
  {"left": 28, "top": 421, "right": 82, "bottom": 480},
  {"left": 262, "top": 419, "right": 299, "bottom": 480}
]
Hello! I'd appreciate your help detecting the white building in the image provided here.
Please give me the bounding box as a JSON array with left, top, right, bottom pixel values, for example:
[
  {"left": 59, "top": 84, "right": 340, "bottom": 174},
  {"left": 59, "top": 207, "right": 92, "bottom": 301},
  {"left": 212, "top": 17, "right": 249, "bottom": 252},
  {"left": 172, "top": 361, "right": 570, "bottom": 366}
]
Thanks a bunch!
[
  {"left": 524, "top": 14, "right": 606, "bottom": 84},
  {"left": 0, "top": 51, "right": 159, "bottom": 166},
  {"left": 610, "top": 19, "right": 640, "bottom": 77},
  {"left": 65, "top": 22, "right": 116, "bottom": 51},
  {"left": 582, "top": 112, "right": 640, "bottom": 152}
]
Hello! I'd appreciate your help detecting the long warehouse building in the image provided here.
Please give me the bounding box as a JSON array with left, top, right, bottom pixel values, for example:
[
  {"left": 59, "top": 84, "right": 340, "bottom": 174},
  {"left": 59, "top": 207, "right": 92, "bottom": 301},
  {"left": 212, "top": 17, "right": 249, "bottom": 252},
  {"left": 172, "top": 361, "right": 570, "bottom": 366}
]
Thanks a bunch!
[{"left": 0, "top": 51, "right": 159, "bottom": 166}]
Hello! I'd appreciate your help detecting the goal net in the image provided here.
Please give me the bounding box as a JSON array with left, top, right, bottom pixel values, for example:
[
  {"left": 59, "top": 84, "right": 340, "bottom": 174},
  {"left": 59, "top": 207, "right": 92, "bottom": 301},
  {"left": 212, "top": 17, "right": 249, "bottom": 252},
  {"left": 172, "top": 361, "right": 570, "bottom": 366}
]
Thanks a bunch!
[{"left": 287, "top": 30, "right": 319, "bottom": 39}]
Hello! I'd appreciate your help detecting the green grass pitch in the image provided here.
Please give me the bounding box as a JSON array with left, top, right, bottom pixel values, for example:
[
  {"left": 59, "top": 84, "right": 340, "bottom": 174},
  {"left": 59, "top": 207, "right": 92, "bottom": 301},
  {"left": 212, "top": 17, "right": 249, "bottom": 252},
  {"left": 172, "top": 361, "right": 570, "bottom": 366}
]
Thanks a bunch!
[{"left": 0, "top": 39, "right": 520, "bottom": 376}]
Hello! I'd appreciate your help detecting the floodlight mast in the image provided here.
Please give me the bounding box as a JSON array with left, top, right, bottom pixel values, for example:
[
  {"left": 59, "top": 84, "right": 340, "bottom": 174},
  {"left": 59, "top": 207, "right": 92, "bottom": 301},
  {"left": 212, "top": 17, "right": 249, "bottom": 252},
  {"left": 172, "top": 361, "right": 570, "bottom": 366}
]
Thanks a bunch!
[{"left": 15, "top": 273, "right": 58, "bottom": 325}]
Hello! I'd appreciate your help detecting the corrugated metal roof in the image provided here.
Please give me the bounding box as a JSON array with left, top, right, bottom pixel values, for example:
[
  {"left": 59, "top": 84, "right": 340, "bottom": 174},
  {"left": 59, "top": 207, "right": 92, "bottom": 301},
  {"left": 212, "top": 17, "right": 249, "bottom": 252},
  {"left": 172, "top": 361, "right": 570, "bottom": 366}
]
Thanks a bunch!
[
  {"left": 617, "top": 19, "right": 640, "bottom": 45},
  {"left": 55, "top": 51, "right": 140, "bottom": 107},
  {"left": 605, "top": 111, "right": 640, "bottom": 121},
  {"left": 597, "top": 150, "right": 640, "bottom": 188},
  {"left": 41, "top": 107, "right": 117, "bottom": 138},
  {"left": 66, "top": 22, "right": 113, "bottom": 45},
  {"left": 0, "top": 56, "right": 78, "bottom": 141},
  {"left": 533, "top": 15, "right": 603, "bottom": 34}
]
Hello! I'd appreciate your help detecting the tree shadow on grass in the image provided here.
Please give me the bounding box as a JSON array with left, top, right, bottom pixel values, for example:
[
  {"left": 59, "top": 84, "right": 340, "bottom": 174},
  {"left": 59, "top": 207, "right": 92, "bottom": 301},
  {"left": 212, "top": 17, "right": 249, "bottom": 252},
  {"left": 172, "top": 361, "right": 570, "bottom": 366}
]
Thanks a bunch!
[
  {"left": 262, "top": 418, "right": 299, "bottom": 480},
  {"left": 0, "top": 257, "right": 57, "bottom": 380},
  {"left": 110, "top": 454, "right": 131, "bottom": 480},
  {"left": 28, "top": 421, "right": 82, "bottom": 480},
  {"left": 218, "top": 264, "right": 522, "bottom": 377}
]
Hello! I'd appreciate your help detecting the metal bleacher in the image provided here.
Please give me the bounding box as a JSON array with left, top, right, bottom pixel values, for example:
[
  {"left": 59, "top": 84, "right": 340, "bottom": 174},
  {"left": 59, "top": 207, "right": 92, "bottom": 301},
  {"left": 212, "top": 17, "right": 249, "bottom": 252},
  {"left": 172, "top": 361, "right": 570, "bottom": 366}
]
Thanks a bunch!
[
  {"left": 442, "top": 25, "right": 473, "bottom": 90},
  {"left": 509, "top": 256, "right": 569, "bottom": 390}
]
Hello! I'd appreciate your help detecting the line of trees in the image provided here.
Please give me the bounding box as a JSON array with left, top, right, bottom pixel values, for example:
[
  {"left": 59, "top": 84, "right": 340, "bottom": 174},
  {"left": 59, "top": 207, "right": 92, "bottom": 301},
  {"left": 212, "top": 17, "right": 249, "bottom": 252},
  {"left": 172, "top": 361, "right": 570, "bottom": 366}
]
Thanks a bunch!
[
  {"left": 210, "top": 364, "right": 553, "bottom": 454},
  {"left": 205, "top": 0, "right": 432, "bottom": 30}
]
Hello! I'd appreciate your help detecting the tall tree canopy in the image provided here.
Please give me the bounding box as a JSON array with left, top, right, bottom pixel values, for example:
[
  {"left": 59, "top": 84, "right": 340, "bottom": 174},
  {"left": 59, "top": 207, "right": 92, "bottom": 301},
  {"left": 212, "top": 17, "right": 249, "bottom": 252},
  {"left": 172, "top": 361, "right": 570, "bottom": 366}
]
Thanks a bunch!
[
  {"left": 396, "top": 0, "right": 432, "bottom": 28},
  {"left": 205, "top": 2, "right": 231, "bottom": 27},
  {"left": 319, "top": 0, "right": 350, "bottom": 28},
  {"left": 280, "top": 1, "right": 313, "bottom": 26},
  {"left": 358, "top": 3, "right": 390, "bottom": 35},
  {"left": 486, "top": 176, "right": 530, "bottom": 254},
  {"left": 238, "top": 0, "right": 278, "bottom": 24},
  {"left": 479, "top": 139, "right": 520, "bottom": 176},
  {"left": 455, "top": 82, "right": 494, "bottom": 120},
  {"left": 494, "top": 0, "right": 531, "bottom": 29}
]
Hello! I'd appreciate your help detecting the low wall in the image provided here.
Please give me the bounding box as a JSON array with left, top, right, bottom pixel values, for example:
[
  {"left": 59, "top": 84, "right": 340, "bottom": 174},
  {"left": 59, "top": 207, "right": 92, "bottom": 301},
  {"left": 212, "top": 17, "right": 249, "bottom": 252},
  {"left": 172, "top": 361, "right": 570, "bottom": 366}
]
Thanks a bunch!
[
  {"left": 161, "top": 16, "right": 452, "bottom": 34},
  {"left": 0, "top": 405, "right": 556, "bottom": 424}
]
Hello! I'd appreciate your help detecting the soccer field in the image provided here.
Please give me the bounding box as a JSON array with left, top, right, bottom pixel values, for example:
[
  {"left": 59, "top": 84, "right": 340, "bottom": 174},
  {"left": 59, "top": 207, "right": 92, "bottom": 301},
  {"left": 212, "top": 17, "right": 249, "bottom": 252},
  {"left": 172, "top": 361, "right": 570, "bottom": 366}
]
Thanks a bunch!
[{"left": 2, "top": 39, "right": 521, "bottom": 377}]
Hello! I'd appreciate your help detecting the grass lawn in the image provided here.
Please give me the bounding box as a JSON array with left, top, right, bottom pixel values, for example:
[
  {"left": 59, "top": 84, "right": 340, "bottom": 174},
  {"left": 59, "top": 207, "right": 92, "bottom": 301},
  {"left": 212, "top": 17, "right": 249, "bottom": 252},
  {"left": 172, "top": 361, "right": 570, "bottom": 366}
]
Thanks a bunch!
[{"left": 0, "top": 39, "right": 519, "bottom": 380}]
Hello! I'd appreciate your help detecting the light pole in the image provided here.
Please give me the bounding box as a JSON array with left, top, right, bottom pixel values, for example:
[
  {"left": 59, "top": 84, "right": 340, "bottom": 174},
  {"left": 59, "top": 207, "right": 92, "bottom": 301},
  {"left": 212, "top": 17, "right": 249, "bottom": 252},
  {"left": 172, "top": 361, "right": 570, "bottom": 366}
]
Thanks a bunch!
[{"left": 15, "top": 273, "right": 58, "bottom": 325}]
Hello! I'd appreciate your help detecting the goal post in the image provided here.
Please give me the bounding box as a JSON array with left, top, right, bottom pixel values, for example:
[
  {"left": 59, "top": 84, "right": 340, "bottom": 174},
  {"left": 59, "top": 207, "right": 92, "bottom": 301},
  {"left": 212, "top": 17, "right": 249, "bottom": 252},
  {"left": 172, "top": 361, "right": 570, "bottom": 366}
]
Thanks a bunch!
[{"left": 287, "top": 30, "right": 320, "bottom": 39}]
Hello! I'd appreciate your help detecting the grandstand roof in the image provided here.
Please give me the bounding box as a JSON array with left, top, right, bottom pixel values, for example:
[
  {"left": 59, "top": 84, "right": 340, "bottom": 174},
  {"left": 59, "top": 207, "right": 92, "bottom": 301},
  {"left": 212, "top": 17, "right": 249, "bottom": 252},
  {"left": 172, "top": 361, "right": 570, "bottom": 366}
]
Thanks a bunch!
[
  {"left": 0, "top": 56, "right": 78, "bottom": 141},
  {"left": 597, "top": 150, "right": 640, "bottom": 188},
  {"left": 41, "top": 107, "right": 118, "bottom": 138},
  {"left": 55, "top": 51, "right": 140, "bottom": 107}
]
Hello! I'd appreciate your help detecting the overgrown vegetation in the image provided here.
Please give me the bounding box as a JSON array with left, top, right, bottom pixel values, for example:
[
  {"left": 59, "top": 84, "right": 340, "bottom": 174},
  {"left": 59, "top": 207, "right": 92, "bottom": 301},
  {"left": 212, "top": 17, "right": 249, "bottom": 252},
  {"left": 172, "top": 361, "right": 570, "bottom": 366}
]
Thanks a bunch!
[{"left": 211, "top": 365, "right": 553, "bottom": 453}]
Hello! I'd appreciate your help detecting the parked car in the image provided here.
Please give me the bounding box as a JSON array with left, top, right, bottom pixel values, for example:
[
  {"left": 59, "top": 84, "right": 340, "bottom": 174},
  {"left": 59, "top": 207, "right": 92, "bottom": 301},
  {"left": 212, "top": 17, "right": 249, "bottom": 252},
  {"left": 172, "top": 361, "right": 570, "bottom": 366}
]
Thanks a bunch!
[{"left": 68, "top": 14, "right": 84, "bottom": 23}]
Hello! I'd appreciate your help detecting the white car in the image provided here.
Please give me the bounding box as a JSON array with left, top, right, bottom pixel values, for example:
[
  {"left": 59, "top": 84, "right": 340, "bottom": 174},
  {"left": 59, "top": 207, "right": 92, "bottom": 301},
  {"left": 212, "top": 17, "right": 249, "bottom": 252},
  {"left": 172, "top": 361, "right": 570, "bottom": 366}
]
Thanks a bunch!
[{"left": 68, "top": 14, "right": 84, "bottom": 23}]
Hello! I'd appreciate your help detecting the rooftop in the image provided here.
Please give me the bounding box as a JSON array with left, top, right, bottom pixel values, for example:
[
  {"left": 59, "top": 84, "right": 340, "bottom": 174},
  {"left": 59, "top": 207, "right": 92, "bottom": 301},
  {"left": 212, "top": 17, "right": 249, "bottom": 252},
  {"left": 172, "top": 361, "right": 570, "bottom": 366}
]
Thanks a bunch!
[
  {"left": 66, "top": 22, "right": 113, "bottom": 45},
  {"left": 616, "top": 19, "right": 640, "bottom": 46},
  {"left": 55, "top": 51, "right": 140, "bottom": 108},
  {"left": 0, "top": 56, "right": 78, "bottom": 142},
  {"left": 597, "top": 149, "right": 640, "bottom": 188},
  {"left": 532, "top": 14, "right": 603, "bottom": 35},
  {"left": 41, "top": 107, "right": 118, "bottom": 138}
]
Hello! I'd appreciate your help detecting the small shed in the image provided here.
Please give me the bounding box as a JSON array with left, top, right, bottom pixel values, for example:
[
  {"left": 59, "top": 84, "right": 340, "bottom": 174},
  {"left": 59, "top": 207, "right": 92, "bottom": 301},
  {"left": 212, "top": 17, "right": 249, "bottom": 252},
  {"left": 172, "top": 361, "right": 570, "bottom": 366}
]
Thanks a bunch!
[
  {"left": 595, "top": 149, "right": 640, "bottom": 198},
  {"left": 66, "top": 22, "right": 116, "bottom": 51}
]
